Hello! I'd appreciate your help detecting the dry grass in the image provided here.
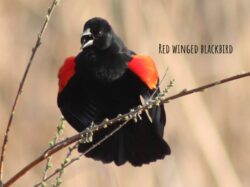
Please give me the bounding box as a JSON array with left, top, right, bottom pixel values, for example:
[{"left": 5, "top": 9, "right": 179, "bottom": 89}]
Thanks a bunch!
[{"left": 0, "top": 0, "right": 250, "bottom": 186}]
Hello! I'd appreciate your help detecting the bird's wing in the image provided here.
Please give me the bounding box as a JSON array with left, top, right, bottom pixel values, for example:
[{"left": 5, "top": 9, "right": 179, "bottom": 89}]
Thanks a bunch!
[
  {"left": 59, "top": 98, "right": 99, "bottom": 132},
  {"left": 58, "top": 56, "right": 76, "bottom": 93},
  {"left": 128, "top": 55, "right": 166, "bottom": 137},
  {"left": 128, "top": 55, "right": 158, "bottom": 89},
  {"left": 57, "top": 56, "right": 100, "bottom": 131},
  {"left": 141, "top": 86, "right": 166, "bottom": 137}
]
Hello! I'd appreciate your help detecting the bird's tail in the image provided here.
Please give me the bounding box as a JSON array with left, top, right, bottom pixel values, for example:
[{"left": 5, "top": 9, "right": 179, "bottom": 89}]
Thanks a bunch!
[
  {"left": 123, "top": 113, "right": 171, "bottom": 166},
  {"left": 78, "top": 112, "right": 170, "bottom": 166}
]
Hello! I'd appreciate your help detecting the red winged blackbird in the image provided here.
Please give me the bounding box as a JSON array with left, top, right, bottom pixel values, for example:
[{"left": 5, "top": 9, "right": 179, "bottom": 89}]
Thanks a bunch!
[{"left": 57, "top": 17, "right": 170, "bottom": 166}]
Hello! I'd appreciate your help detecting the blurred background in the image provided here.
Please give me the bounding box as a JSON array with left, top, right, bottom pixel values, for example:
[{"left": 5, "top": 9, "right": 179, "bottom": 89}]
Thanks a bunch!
[{"left": 0, "top": 0, "right": 250, "bottom": 186}]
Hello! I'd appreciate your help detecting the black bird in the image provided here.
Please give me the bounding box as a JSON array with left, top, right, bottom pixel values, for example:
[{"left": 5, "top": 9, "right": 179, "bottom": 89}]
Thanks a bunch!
[{"left": 57, "top": 17, "right": 171, "bottom": 166}]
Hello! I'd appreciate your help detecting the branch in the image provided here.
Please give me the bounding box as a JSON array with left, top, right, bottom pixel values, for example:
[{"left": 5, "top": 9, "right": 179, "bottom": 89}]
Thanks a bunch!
[
  {"left": 3, "top": 71, "right": 250, "bottom": 187},
  {"left": 35, "top": 121, "right": 128, "bottom": 186},
  {"left": 162, "top": 72, "right": 250, "bottom": 102},
  {"left": 38, "top": 71, "right": 250, "bottom": 184},
  {"left": 0, "top": 0, "right": 61, "bottom": 183}
]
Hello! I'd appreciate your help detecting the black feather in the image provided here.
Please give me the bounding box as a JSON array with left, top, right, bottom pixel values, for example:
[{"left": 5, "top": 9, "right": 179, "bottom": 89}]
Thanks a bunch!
[{"left": 57, "top": 17, "right": 170, "bottom": 166}]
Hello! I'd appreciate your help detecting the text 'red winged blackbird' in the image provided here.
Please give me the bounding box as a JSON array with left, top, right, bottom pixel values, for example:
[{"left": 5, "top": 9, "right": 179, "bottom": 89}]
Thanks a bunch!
[{"left": 57, "top": 17, "right": 171, "bottom": 166}]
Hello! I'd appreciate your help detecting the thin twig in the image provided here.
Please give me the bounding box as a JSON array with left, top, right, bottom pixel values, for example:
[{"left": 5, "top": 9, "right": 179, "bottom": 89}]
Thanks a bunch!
[
  {"left": 40, "top": 117, "right": 65, "bottom": 187},
  {"left": 52, "top": 143, "right": 78, "bottom": 187},
  {"left": 4, "top": 72, "right": 250, "bottom": 187},
  {"left": 150, "top": 67, "right": 169, "bottom": 99},
  {"left": 35, "top": 121, "right": 129, "bottom": 186},
  {"left": 0, "top": 0, "right": 61, "bottom": 183}
]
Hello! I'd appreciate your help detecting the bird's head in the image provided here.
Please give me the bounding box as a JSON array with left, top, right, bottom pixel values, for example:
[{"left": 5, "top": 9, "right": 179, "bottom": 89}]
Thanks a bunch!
[{"left": 81, "top": 17, "right": 113, "bottom": 51}]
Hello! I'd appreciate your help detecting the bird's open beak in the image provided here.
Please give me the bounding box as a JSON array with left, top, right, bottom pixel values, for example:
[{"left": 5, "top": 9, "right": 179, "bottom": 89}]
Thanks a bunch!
[{"left": 81, "top": 28, "right": 94, "bottom": 49}]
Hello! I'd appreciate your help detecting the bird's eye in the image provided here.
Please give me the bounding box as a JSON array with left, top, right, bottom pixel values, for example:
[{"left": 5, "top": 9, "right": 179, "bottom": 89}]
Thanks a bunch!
[{"left": 96, "top": 31, "right": 103, "bottom": 37}]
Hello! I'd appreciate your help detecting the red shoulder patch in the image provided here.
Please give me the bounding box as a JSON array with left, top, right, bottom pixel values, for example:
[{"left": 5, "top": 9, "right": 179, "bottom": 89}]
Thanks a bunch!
[
  {"left": 58, "top": 56, "right": 76, "bottom": 92},
  {"left": 128, "top": 55, "right": 158, "bottom": 89}
]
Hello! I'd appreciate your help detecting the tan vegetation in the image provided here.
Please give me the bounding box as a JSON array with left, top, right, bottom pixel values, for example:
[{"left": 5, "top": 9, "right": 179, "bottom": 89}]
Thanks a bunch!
[{"left": 0, "top": 0, "right": 250, "bottom": 186}]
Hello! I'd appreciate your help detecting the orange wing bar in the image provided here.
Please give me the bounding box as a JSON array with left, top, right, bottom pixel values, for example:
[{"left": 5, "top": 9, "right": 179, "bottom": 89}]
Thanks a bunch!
[
  {"left": 58, "top": 56, "right": 76, "bottom": 92},
  {"left": 128, "top": 55, "right": 158, "bottom": 89}
]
